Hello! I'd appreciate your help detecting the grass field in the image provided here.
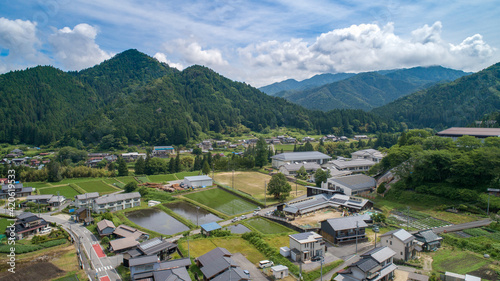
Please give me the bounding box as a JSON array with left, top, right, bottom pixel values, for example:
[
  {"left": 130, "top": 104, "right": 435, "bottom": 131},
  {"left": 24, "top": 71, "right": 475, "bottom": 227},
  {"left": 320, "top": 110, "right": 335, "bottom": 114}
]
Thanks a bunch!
[
  {"left": 38, "top": 185, "right": 81, "bottom": 198},
  {"left": 148, "top": 174, "right": 178, "bottom": 182},
  {"left": 214, "top": 171, "right": 307, "bottom": 203},
  {"left": 136, "top": 176, "right": 150, "bottom": 183},
  {"left": 25, "top": 182, "right": 53, "bottom": 188},
  {"left": 102, "top": 178, "right": 121, "bottom": 185},
  {"left": 179, "top": 237, "right": 266, "bottom": 264},
  {"left": 431, "top": 248, "right": 490, "bottom": 274},
  {"left": 246, "top": 217, "right": 294, "bottom": 234},
  {"left": 175, "top": 171, "right": 201, "bottom": 179},
  {"left": 75, "top": 181, "right": 118, "bottom": 194},
  {"left": 58, "top": 178, "right": 103, "bottom": 184},
  {"left": 184, "top": 188, "right": 257, "bottom": 216},
  {"left": 264, "top": 234, "right": 293, "bottom": 249},
  {"left": 0, "top": 218, "right": 9, "bottom": 233},
  {"left": 273, "top": 144, "right": 296, "bottom": 152},
  {"left": 116, "top": 176, "right": 138, "bottom": 185}
]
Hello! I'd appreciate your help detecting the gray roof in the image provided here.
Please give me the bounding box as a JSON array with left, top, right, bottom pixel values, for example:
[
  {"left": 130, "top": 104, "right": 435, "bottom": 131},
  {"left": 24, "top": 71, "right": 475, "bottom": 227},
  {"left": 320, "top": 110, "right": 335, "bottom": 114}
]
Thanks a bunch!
[
  {"left": 110, "top": 237, "right": 139, "bottom": 252},
  {"left": 436, "top": 127, "right": 500, "bottom": 137},
  {"left": 48, "top": 195, "right": 66, "bottom": 203},
  {"left": 279, "top": 163, "right": 321, "bottom": 172},
  {"left": 361, "top": 246, "right": 396, "bottom": 263},
  {"left": 408, "top": 272, "right": 430, "bottom": 281},
  {"left": 271, "top": 151, "right": 332, "bottom": 161},
  {"left": 380, "top": 229, "right": 415, "bottom": 244},
  {"left": 129, "top": 255, "right": 158, "bottom": 267},
  {"left": 138, "top": 237, "right": 176, "bottom": 256},
  {"left": 184, "top": 175, "right": 212, "bottom": 182},
  {"left": 330, "top": 159, "right": 376, "bottom": 169},
  {"left": 94, "top": 192, "right": 140, "bottom": 205},
  {"left": 415, "top": 229, "right": 442, "bottom": 243},
  {"left": 154, "top": 267, "right": 192, "bottom": 281},
  {"left": 197, "top": 247, "right": 232, "bottom": 266},
  {"left": 1, "top": 183, "right": 23, "bottom": 191},
  {"left": 323, "top": 216, "right": 368, "bottom": 231},
  {"left": 289, "top": 232, "right": 323, "bottom": 243},
  {"left": 27, "top": 194, "right": 53, "bottom": 200},
  {"left": 283, "top": 193, "right": 371, "bottom": 214},
  {"left": 352, "top": 257, "right": 379, "bottom": 272},
  {"left": 198, "top": 248, "right": 236, "bottom": 279},
  {"left": 212, "top": 267, "right": 249, "bottom": 281},
  {"left": 328, "top": 174, "right": 376, "bottom": 191},
  {"left": 113, "top": 224, "right": 146, "bottom": 239},
  {"left": 75, "top": 192, "right": 99, "bottom": 200},
  {"left": 17, "top": 212, "right": 36, "bottom": 220},
  {"left": 158, "top": 258, "right": 191, "bottom": 270}
]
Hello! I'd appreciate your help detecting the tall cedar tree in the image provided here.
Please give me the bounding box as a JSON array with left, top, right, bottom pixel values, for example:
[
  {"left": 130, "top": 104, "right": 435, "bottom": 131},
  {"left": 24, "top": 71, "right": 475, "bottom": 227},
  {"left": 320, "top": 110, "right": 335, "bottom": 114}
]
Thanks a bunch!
[
  {"left": 175, "top": 154, "right": 181, "bottom": 173},
  {"left": 144, "top": 153, "right": 152, "bottom": 175},
  {"left": 267, "top": 173, "right": 292, "bottom": 202},
  {"left": 202, "top": 160, "right": 210, "bottom": 175},
  {"left": 117, "top": 156, "right": 128, "bottom": 176},
  {"left": 168, "top": 158, "right": 175, "bottom": 174},
  {"left": 255, "top": 137, "right": 268, "bottom": 168},
  {"left": 47, "top": 161, "right": 62, "bottom": 182},
  {"left": 124, "top": 181, "right": 138, "bottom": 193},
  {"left": 135, "top": 157, "right": 145, "bottom": 175}
]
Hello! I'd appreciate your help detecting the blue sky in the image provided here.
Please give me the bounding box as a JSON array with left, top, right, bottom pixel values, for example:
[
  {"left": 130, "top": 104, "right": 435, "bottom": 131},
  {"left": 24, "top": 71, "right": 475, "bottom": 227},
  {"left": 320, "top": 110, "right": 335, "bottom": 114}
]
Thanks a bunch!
[{"left": 1, "top": 0, "right": 499, "bottom": 87}]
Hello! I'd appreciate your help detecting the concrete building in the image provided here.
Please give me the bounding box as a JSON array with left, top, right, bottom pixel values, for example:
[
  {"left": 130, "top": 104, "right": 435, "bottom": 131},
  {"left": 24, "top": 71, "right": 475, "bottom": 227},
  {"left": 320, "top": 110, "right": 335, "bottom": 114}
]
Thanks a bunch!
[
  {"left": 321, "top": 174, "right": 376, "bottom": 196},
  {"left": 288, "top": 232, "right": 326, "bottom": 262},
  {"left": 271, "top": 151, "right": 332, "bottom": 168},
  {"left": 329, "top": 159, "right": 376, "bottom": 173},
  {"left": 152, "top": 146, "right": 176, "bottom": 157},
  {"left": 351, "top": 149, "right": 385, "bottom": 163},
  {"left": 183, "top": 175, "right": 213, "bottom": 188},
  {"left": 92, "top": 192, "right": 141, "bottom": 213},
  {"left": 278, "top": 162, "right": 321, "bottom": 176},
  {"left": 271, "top": 265, "right": 289, "bottom": 279},
  {"left": 436, "top": 127, "right": 500, "bottom": 140},
  {"left": 379, "top": 229, "right": 417, "bottom": 262},
  {"left": 74, "top": 192, "right": 99, "bottom": 208},
  {"left": 283, "top": 193, "right": 373, "bottom": 217}
]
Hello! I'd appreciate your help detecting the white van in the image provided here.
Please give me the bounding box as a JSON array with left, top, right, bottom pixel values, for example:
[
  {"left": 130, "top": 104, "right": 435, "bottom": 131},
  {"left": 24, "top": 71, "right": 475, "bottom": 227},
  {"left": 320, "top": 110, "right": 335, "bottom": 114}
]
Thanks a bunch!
[{"left": 259, "top": 260, "right": 274, "bottom": 268}]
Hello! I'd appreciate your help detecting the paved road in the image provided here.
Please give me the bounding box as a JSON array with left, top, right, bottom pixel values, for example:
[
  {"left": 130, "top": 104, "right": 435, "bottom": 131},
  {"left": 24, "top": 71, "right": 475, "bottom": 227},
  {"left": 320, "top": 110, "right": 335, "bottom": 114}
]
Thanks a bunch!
[
  {"left": 41, "top": 214, "right": 122, "bottom": 281},
  {"left": 409, "top": 218, "right": 492, "bottom": 234}
]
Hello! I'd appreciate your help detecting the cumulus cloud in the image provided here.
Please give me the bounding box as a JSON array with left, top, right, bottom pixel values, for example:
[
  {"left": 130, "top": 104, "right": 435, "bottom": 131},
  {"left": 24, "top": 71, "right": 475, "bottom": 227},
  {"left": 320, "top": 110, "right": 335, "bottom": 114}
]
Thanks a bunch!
[
  {"left": 237, "top": 21, "right": 497, "bottom": 87},
  {"left": 168, "top": 39, "right": 228, "bottom": 66},
  {"left": 153, "top": 52, "right": 184, "bottom": 70},
  {"left": 0, "top": 17, "right": 49, "bottom": 72},
  {"left": 48, "top": 23, "right": 112, "bottom": 70}
]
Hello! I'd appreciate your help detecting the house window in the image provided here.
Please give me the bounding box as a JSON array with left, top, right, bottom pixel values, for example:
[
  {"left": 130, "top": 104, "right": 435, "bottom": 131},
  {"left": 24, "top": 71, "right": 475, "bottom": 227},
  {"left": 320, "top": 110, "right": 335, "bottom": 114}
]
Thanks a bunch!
[
  {"left": 401, "top": 252, "right": 403, "bottom": 256},
  {"left": 390, "top": 241, "right": 392, "bottom": 245}
]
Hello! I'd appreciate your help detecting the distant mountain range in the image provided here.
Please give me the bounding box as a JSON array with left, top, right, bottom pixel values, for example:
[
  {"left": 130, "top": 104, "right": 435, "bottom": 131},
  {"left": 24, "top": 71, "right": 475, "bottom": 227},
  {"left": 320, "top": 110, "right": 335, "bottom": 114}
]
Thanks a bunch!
[
  {"left": 259, "top": 66, "right": 470, "bottom": 111},
  {"left": 0, "top": 49, "right": 400, "bottom": 146},
  {"left": 372, "top": 62, "right": 500, "bottom": 129}
]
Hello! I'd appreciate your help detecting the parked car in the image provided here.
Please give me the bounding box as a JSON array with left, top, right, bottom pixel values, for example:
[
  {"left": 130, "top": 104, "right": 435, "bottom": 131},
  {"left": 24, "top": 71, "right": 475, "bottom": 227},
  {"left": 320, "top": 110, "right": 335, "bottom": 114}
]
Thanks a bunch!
[
  {"left": 259, "top": 260, "right": 274, "bottom": 268},
  {"left": 240, "top": 215, "right": 247, "bottom": 220},
  {"left": 243, "top": 270, "right": 250, "bottom": 276},
  {"left": 311, "top": 256, "right": 322, "bottom": 262},
  {"left": 231, "top": 217, "right": 239, "bottom": 222}
]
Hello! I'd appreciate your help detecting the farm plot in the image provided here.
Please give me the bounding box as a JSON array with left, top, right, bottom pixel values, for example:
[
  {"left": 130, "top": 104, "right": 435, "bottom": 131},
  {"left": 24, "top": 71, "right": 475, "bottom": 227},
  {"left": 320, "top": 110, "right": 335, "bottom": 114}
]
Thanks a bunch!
[
  {"left": 148, "top": 174, "right": 177, "bottom": 182},
  {"left": 38, "top": 185, "right": 81, "bottom": 198},
  {"left": 214, "top": 171, "right": 306, "bottom": 203},
  {"left": 25, "top": 182, "right": 53, "bottom": 189},
  {"left": 389, "top": 209, "right": 451, "bottom": 230},
  {"left": 175, "top": 171, "right": 200, "bottom": 179},
  {"left": 116, "top": 176, "right": 138, "bottom": 185},
  {"left": 245, "top": 217, "right": 294, "bottom": 234},
  {"left": 184, "top": 188, "right": 257, "bottom": 216},
  {"left": 75, "top": 181, "right": 118, "bottom": 194}
]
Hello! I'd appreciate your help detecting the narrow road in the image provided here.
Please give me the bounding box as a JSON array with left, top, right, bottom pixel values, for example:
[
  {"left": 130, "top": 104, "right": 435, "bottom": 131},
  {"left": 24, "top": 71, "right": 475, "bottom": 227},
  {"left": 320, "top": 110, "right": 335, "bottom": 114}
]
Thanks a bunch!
[{"left": 409, "top": 218, "right": 492, "bottom": 234}]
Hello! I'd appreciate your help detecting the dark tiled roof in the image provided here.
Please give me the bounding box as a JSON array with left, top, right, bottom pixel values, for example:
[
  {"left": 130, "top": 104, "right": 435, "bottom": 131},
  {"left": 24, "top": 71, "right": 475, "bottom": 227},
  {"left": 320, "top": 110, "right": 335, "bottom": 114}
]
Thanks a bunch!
[
  {"left": 153, "top": 267, "right": 191, "bottom": 281},
  {"left": 138, "top": 237, "right": 176, "bottom": 256},
  {"left": 352, "top": 257, "right": 378, "bottom": 272},
  {"left": 129, "top": 255, "right": 158, "bottom": 267}
]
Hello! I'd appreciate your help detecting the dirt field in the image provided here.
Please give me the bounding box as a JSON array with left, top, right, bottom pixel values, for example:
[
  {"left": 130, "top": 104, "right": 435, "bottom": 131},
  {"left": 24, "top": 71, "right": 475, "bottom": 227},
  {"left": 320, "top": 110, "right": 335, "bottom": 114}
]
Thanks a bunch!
[
  {"left": 214, "top": 171, "right": 307, "bottom": 202},
  {"left": 0, "top": 262, "right": 64, "bottom": 281},
  {"left": 394, "top": 269, "right": 409, "bottom": 281},
  {"left": 291, "top": 209, "right": 343, "bottom": 227}
]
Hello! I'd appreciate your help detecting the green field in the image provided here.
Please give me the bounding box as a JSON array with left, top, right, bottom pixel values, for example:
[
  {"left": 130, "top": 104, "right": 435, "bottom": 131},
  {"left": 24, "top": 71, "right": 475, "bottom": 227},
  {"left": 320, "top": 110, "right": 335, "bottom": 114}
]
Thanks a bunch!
[
  {"left": 246, "top": 217, "right": 293, "bottom": 234},
  {"left": 102, "top": 178, "right": 120, "bottom": 185},
  {"left": 432, "top": 248, "right": 490, "bottom": 274},
  {"left": 75, "top": 181, "right": 118, "bottom": 194},
  {"left": 116, "top": 176, "right": 138, "bottom": 185},
  {"left": 148, "top": 174, "right": 178, "bottom": 182},
  {"left": 59, "top": 178, "right": 103, "bottom": 184},
  {"left": 38, "top": 185, "right": 81, "bottom": 198},
  {"left": 273, "top": 144, "right": 296, "bottom": 152},
  {"left": 0, "top": 218, "right": 10, "bottom": 233},
  {"left": 136, "top": 176, "right": 150, "bottom": 183},
  {"left": 175, "top": 171, "right": 201, "bottom": 179},
  {"left": 184, "top": 188, "right": 257, "bottom": 216},
  {"left": 214, "top": 171, "right": 307, "bottom": 203},
  {"left": 25, "top": 182, "right": 53, "bottom": 188}
]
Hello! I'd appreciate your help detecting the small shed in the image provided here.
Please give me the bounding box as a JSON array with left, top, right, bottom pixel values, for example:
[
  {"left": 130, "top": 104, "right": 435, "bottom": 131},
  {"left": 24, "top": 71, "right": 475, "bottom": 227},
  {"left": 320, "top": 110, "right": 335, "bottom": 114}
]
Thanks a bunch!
[
  {"left": 280, "top": 246, "right": 290, "bottom": 257},
  {"left": 271, "top": 265, "right": 289, "bottom": 279},
  {"left": 183, "top": 175, "right": 213, "bottom": 188},
  {"left": 200, "top": 222, "right": 221, "bottom": 236}
]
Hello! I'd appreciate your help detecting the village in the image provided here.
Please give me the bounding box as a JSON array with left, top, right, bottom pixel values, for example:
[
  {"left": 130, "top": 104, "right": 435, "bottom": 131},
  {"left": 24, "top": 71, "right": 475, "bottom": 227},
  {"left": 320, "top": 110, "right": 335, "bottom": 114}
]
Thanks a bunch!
[{"left": 0, "top": 127, "right": 499, "bottom": 281}]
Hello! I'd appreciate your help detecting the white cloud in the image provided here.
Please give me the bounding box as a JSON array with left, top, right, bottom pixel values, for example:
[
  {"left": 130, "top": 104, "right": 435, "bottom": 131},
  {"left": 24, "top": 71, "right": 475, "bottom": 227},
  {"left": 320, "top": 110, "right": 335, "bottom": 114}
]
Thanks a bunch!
[
  {"left": 0, "top": 17, "right": 49, "bottom": 72},
  {"left": 167, "top": 39, "right": 228, "bottom": 67},
  {"left": 237, "top": 21, "right": 497, "bottom": 87},
  {"left": 48, "top": 23, "right": 112, "bottom": 70},
  {"left": 153, "top": 52, "right": 184, "bottom": 70}
]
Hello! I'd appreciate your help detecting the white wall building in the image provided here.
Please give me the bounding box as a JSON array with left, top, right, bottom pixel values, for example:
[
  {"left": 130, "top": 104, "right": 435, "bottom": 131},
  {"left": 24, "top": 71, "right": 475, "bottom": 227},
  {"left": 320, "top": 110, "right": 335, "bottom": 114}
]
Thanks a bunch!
[
  {"left": 351, "top": 149, "right": 384, "bottom": 163},
  {"left": 289, "top": 232, "right": 325, "bottom": 262},
  {"left": 183, "top": 175, "right": 213, "bottom": 188},
  {"left": 271, "top": 152, "right": 332, "bottom": 168},
  {"left": 93, "top": 192, "right": 141, "bottom": 213}
]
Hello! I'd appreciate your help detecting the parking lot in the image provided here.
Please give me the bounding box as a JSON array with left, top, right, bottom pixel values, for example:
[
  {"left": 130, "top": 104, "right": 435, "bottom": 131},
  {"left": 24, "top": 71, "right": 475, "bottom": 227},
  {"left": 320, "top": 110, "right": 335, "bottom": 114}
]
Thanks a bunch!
[{"left": 231, "top": 252, "right": 270, "bottom": 280}]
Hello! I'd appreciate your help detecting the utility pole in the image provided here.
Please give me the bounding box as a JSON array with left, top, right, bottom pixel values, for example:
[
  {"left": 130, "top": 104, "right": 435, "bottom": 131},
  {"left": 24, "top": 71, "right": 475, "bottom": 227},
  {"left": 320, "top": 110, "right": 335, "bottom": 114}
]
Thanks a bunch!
[
  {"left": 355, "top": 221, "right": 358, "bottom": 254},
  {"left": 406, "top": 206, "right": 410, "bottom": 231},
  {"left": 264, "top": 181, "right": 267, "bottom": 208},
  {"left": 320, "top": 256, "right": 324, "bottom": 281},
  {"left": 232, "top": 169, "right": 234, "bottom": 189}
]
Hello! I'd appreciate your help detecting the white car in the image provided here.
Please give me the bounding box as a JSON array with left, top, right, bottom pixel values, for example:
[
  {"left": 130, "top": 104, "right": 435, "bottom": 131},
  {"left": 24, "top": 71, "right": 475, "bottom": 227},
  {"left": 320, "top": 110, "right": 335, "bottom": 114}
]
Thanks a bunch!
[{"left": 259, "top": 260, "right": 274, "bottom": 268}]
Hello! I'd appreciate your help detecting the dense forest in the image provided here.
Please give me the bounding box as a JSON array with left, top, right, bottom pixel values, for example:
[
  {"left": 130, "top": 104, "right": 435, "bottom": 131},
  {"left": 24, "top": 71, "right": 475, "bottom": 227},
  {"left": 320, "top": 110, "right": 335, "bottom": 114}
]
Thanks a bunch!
[
  {"left": 372, "top": 62, "right": 500, "bottom": 130},
  {"left": 262, "top": 66, "right": 469, "bottom": 111},
  {"left": 0, "top": 49, "right": 402, "bottom": 147}
]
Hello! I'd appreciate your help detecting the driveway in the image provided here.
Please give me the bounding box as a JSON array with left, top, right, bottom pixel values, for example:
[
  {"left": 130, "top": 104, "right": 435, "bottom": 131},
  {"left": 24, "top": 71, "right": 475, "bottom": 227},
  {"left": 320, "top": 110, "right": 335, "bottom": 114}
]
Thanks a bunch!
[{"left": 231, "top": 252, "right": 270, "bottom": 281}]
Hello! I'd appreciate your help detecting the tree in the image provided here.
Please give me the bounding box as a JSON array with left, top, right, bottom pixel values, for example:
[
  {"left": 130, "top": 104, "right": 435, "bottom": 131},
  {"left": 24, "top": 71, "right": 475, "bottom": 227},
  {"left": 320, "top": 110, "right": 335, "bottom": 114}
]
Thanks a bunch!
[
  {"left": 124, "top": 181, "right": 138, "bottom": 193},
  {"left": 168, "top": 158, "right": 175, "bottom": 173},
  {"left": 135, "top": 157, "right": 145, "bottom": 175},
  {"left": 267, "top": 173, "right": 291, "bottom": 202},
  {"left": 314, "top": 169, "right": 329, "bottom": 187},
  {"left": 117, "top": 156, "right": 128, "bottom": 176},
  {"left": 138, "top": 186, "right": 149, "bottom": 197},
  {"left": 175, "top": 153, "right": 181, "bottom": 173},
  {"left": 371, "top": 213, "right": 386, "bottom": 224},
  {"left": 255, "top": 137, "right": 268, "bottom": 168},
  {"left": 296, "top": 165, "right": 307, "bottom": 180},
  {"left": 47, "top": 161, "right": 61, "bottom": 182},
  {"left": 202, "top": 160, "right": 210, "bottom": 175},
  {"left": 377, "top": 183, "right": 387, "bottom": 194}
]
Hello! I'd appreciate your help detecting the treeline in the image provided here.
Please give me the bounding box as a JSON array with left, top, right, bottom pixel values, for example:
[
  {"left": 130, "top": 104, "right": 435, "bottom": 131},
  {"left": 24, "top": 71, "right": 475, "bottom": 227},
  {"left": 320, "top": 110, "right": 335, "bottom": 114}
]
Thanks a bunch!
[
  {"left": 372, "top": 129, "right": 500, "bottom": 208},
  {"left": 0, "top": 49, "right": 402, "bottom": 147}
]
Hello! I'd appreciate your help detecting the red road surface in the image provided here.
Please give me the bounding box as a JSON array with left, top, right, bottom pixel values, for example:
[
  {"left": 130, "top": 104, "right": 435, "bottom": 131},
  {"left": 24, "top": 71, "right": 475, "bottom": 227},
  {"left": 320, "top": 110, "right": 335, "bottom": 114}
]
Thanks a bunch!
[
  {"left": 100, "top": 276, "right": 110, "bottom": 281},
  {"left": 93, "top": 243, "right": 106, "bottom": 258}
]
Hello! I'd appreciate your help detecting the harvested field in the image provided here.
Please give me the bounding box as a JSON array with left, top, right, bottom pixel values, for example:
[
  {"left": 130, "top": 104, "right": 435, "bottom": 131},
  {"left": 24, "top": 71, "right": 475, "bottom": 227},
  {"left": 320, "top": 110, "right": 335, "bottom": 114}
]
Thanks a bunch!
[
  {"left": 0, "top": 262, "right": 64, "bottom": 281},
  {"left": 291, "top": 209, "right": 342, "bottom": 228}
]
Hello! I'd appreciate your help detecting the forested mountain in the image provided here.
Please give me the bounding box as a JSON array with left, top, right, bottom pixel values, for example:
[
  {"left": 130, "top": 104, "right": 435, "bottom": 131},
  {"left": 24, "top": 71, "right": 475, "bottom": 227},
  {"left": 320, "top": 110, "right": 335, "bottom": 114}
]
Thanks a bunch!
[
  {"left": 261, "top": 66, "right": 469, "bottom": 111},
  {"left": 0, "top": 50, "right": 402, "bottom": 146},
  {"left": 372, "top": 62, "right": 500, "bottom": 130},
  {"left": 259, "top": 72, "right": 356, "bottom": 95}
]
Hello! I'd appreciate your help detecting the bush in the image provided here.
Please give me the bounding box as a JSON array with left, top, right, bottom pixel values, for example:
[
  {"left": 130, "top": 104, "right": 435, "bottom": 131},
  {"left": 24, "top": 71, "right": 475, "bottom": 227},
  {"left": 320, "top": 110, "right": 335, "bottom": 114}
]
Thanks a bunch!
[{"left": 377, "top": 183, "right": 386, "bottom": 194}]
